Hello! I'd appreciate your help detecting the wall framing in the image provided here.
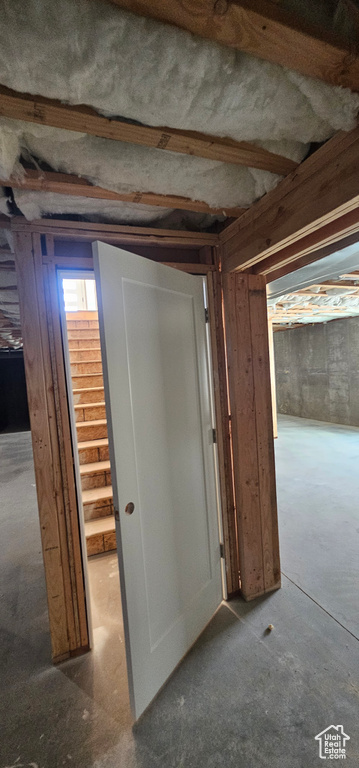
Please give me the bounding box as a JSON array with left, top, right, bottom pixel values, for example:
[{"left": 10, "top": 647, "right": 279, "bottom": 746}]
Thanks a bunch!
[
  {"left": 13, "top": 192, "right": 358, "bottom": 656},
  {"left": 13, "top": 219, "right": 249, "bottom": 659}
]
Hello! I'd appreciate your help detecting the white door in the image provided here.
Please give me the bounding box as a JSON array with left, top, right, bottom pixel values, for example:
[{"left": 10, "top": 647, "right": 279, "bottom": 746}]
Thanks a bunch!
[{"left": 93, "top": 242, "right": 222, "bottom": 719}]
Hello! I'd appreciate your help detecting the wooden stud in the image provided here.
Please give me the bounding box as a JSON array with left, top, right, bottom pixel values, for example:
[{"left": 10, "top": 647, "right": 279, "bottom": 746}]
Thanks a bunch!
[
  {"left": 43, "top": 236, "right": 89, "bottom": 649},
  {"left": 207, "top": 269, "right": 240, "bottom": 597},
  {"left": 13, "top": 231, "right": 71, "bottom": 660},
  {"left": 222, "top": 272, "right": 280, "bottom": 600}
]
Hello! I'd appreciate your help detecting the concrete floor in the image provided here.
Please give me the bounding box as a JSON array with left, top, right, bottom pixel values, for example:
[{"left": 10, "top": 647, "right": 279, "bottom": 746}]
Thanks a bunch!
[
  {"left": 0, "top": 425, "right": 358, "bottom": 767},
  {"left": 275, "top": 414, "right": 359, "bottom": 639}
]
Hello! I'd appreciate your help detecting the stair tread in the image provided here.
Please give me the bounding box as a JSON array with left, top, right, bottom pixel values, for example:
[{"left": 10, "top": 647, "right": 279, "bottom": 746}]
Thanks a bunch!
[
  {"left": 80, "top": 460, "right": 111, "bottom": 475},
  {"left": 70, "top": 347, "right": 101, "bottom": 351},
  {"left": 82, "top": 485, "right": 113, "bottom": 503},
  {"left": 85, "top": 516, "right": 116, "bottom": 536},
  {"left": 74, "top": 401, "right": 106, "bottom": 410},
  {"left": 72, "top": 373, "right": 103, "bottom": 378},
  {"left": 73, "top": 386, "right": 104, "bottom": 394},
  {"left": 71, "top": 359, "right": 102, "bottom": 364},
  {"left": 77, "top": 437, "right": 108, "bottom": 449},
  {"left": 77, "top": 418, "right": 107, "bottom": 427}
]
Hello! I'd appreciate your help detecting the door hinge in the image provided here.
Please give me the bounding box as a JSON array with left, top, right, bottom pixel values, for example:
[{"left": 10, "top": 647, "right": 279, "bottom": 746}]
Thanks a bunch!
[
  {"left": 205, "top": 307, "right": 209, "bottom": 323},
  {"left": 220, "top": 543, "right": 225, "bottom": 558},
  {"left": 212, "top": 428, "right": 217, "bottom": 443}
]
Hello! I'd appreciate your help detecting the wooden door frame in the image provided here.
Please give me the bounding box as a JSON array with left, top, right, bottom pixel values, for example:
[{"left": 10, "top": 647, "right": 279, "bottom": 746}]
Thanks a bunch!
[
  {"left": 13, "top": 221, "right": 241, "bottom": 660},
  {"left": 15, "top": 205, "right": 355, "bottom": 656}
]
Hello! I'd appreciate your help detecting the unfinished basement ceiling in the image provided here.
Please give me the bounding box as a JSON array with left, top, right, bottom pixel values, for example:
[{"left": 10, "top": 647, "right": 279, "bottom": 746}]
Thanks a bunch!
[
  {"left": 0, "top": 0, "right": 358, "bottom": 227},
  {"left": 268, "top": 273, "right": 359, "bottom": 328},
  {"left": 0, "top": 227, "right": 20, "bottom": 349}
]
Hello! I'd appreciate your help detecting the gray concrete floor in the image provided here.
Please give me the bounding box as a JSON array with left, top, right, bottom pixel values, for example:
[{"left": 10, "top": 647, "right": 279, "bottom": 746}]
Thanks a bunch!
[
  {"left": 0, "top": 425, "right": 358, "bottom": 767},
  {"left": 275, "top": 414, "right": 359, "bottom": 639}
]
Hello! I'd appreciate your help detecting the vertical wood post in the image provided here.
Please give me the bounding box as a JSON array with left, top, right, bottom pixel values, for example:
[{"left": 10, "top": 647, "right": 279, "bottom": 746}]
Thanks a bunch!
[
  {"left": 14, "top": 230, "right": 89, "bottom": 661},
  {"left": 222, "top": 272, "right": 280, "bottom": 600},
  {"left": 207, "top": 271, "right": 240, "bottom": 596},
  {"left": 268, "top": 318, "right": 278, "bottom": 439}
]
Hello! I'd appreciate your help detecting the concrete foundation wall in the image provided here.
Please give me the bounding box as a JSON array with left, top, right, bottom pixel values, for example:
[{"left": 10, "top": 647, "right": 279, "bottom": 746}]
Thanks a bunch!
[{"left": 273, "top": 317, "right": 359, "bottom": 426}]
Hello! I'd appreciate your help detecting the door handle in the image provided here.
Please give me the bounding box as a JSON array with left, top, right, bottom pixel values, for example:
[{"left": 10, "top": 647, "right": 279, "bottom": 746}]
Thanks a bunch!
[{"left": 125, "top": 502, "right": 135, "bottom": 515}]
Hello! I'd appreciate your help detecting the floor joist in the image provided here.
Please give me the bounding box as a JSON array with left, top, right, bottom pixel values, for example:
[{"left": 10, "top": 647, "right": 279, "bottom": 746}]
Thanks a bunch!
[
  {"left": 0, "top": 85, "right": 296, "bottom": 176},
  {"left": 1, "top": 168, "right": 245, "bottom": 217},
  {"left": 105, "top": 0, "right": 359, "bottom": 90}
]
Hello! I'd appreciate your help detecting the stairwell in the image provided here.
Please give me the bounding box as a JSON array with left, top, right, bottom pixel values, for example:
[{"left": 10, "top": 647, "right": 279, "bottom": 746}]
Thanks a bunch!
[{"left": 66, "top": 311, "right": 116, "bottom": 557}]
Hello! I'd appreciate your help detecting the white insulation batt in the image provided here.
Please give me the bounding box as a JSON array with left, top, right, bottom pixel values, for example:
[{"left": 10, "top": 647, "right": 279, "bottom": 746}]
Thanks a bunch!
[
  {"left": 0, "top": 0, "right": 359, "bottom": 224},
  {"left": 0, "top": 188, "right": 219, "bottom": 231}
]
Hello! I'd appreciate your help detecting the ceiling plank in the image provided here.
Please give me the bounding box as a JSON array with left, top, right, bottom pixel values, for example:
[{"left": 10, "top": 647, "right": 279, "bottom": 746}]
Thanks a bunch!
[
  {"left": 221, "top": 124, "right": 359, "bottom": 274},
  {"left": 105, "top": 0, "right": 359, "bottom": 90},
  {"left": 309, "top": 280, "right": 359, "bottom": 288},
  {"left": 0, "top": 168, "right": 245, "bottom": 217},
  {"left": 0, "top": 85, "right": 296, "bottom": 176},
  {"left": 338, "top": 272, "right": 359, "bottom": 278}
]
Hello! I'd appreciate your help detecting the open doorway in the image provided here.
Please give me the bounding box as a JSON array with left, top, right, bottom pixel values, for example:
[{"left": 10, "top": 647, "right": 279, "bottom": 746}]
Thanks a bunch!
[
  {"left": 55, "top": 243, "right": 224, "bottom": 719},
  {"left": 59, "top": 271, "right": 129, "bottom": 697},
  {"left": 61, "top": 274, "right": 116, "bottom": 558},
  {"left": 268, "top": 250, "right": 359, "bottom": 639}
]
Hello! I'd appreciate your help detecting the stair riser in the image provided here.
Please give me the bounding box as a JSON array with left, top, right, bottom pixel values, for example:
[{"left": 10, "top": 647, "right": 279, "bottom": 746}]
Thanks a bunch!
[
  {"left": 68, "top": 330, "right": 100, "bottom": 340},
  {"left": 70, "top": 349, "right": 101, "bottom": 362},
  {"left": 83, "top": 500, "right": 114, "bottom": 522},
  {"left": 71, "top": 361, "right": 102, "bottom": 375},
  {"left": 78, "top": 445, "right": 109, "bottom": 464},
  {"left": 72, "top": 374, "right": 103, "bottom": 388},
  {"left": 66, "top": 311, "right": 97, "bottom": 321},
  {"left": 81, "top": 471, "right": 112, "bottom": 491},
  {"left": 68, "top": 338, "right": 100, "bottom": 350},
  {"left": 67, "top": 320, "right": 99, "bottom": 330},
  {"left": 73, "top": 388, "right": 105, "bottom": 405},
  {"left": 75, "top": 404, "right": 106, "bottom": 422},
  {"left": 77, "top": 423, "right": 108, "bottom": 441},
  {"left": 86, "top": 530, "right": 117, "bottom": 557}
]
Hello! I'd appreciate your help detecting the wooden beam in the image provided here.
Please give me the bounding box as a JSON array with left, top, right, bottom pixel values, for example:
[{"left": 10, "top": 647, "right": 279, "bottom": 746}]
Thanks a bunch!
[
  {"left": 13, "top": 231, "right": 76, "bottom": 660},
  {"left": 10, "top": 217, "right": 219, "bottom": 249},
  {"left": 1, "top": 168, "right": 245, "bottom": 218},
  {"left": 310, "top": 280, "right": 359, "bottom": 288},
  {"left": 265, "top": 228, "right": 359, "bottom": 284},
  {"left": 0, "top": 85, "right": 296, "bottom": 176},
  {"left": 162, "top": 262, "right": 215, "bottom": 273},
  {"left": 105, "top": 0, "right": 359, "bottom": 90},
  {"left": 222, "top": 272, "right": 280, "bottom": 600},
  {"left": 338, "top": 272, "right": 359, "bottom": 279},
  {"left": 221, "top": 125, "right": 359, "bottom": 274},
  {"left": 207, "top": 270, "right": 240, "bottom": 597}
]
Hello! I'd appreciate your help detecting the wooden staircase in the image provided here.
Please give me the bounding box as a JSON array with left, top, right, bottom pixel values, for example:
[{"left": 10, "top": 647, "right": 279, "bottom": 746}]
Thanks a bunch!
[{"left": 66, "top": 311, "right": 116, "bottom": 557}]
